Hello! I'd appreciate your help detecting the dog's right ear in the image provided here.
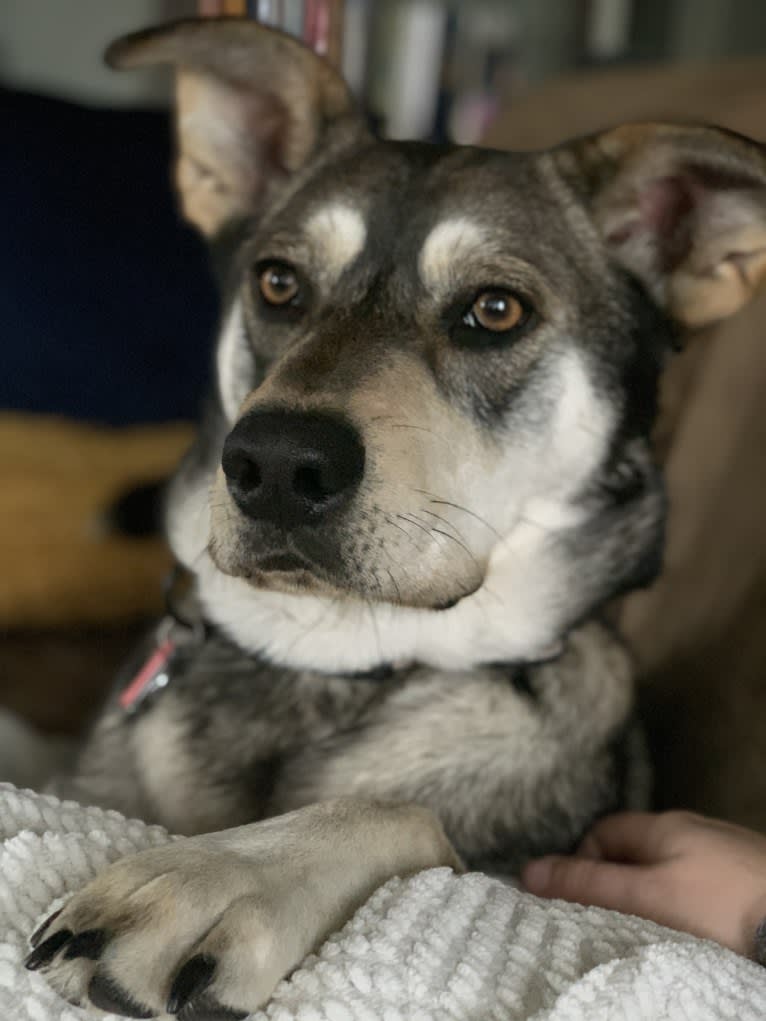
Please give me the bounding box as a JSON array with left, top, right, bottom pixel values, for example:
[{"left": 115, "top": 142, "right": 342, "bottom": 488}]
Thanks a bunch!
[
  {"left": 107, "top": 18, "right": 358, "bottom": 236},
  {"left": 556, "top": 123, "right": 766, "bottom": 328}
]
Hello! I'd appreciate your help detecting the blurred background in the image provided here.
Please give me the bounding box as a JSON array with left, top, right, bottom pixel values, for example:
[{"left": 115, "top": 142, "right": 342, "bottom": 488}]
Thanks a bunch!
[{"left": 2, "top": 0, "right": 766, "bottom": 821}]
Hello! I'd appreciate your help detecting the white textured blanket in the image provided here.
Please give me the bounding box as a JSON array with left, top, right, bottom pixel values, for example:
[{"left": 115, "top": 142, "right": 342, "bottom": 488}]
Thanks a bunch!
[{"left": 3, "top": 783, "right": 766, "bottom": 1020}]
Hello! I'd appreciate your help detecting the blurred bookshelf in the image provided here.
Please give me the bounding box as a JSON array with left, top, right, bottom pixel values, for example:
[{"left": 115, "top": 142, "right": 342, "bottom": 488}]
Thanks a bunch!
[
  {"left": 4, "top": 1, "right": 764, "bottom": 131},
  {"left": 196, "top": 0, "right": 766, "bottom": 145},
  {"left": 196, "top": 0, "right": 576, "bottom": 143}
]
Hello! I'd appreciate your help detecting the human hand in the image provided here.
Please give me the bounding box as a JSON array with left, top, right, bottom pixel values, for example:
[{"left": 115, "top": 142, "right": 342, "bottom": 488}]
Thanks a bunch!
[{"left": 522, "top": 811, "right": 766, "bottom": 958}]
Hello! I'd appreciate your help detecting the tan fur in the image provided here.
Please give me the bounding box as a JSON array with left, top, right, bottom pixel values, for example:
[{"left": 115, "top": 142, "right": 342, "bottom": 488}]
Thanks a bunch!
[
  {"left": 669, "top": 233, "right": 766, "bottom": 327},
  {"left": 175, "top": 70, "right": 275, "bottom": 236}
]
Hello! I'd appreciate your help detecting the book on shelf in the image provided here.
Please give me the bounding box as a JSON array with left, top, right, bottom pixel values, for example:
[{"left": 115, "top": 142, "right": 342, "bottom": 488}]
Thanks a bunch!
[{"left": 198, "top": 0, "right": 344, "bottom": 69}]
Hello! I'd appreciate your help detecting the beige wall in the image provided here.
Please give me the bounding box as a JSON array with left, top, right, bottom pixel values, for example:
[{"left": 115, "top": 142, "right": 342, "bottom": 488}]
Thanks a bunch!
[{"left": 0, "top": 0, "right": 195, "bottom": 106}]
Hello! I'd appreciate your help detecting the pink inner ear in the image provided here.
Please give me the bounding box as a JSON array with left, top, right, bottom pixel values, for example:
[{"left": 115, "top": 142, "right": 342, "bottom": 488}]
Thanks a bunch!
[
  {"left": 607, "top": 174, "right": 698, "bottom": 271},
  {"left": 639, "top": 175, "right": 697, "bottom": 271},
  {"left": 639, "top": 175, "right": 695, "bottom": 237},
  {"left": 608, "top": 161, "right": 763, "bottom": 266}
]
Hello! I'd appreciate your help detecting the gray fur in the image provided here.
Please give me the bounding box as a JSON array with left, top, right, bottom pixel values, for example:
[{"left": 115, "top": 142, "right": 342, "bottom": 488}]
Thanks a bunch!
[{"left": 58, "top": 619, "right": 642, "bottom": 870}]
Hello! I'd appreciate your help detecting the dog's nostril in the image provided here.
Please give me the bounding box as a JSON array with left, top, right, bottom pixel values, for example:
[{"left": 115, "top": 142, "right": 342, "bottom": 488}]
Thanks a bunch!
[
  {"left": 293, "top": 465, "right": 329, "bottom": 503},
  {"left": 224, "top": 451, "right": 262, "bottom": 490},
  {"left": 239, "top": 460, "right": 262, "bottom": 491}
]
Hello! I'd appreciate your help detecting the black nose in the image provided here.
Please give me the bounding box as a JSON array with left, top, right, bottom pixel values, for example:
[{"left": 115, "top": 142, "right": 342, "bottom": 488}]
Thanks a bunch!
[{"left": 222, "top": 410, "right": 366, "bottom": 528}]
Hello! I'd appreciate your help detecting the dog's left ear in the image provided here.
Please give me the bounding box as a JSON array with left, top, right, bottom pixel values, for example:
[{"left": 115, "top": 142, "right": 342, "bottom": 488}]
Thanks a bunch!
[
  {"left": 557, "top": 123, "right": 766, "bottom": 327},
  {"left": 107, "top": 18, "right": 358, "bottom": 236}
]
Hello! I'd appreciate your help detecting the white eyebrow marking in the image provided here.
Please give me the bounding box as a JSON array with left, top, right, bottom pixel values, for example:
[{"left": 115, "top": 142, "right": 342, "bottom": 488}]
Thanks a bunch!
[
  {"left": 419, "top": 217, "right": 488, "bottom": 294},
  {"left": 305, "top": 203, "right": 367, "bottom": 279}
]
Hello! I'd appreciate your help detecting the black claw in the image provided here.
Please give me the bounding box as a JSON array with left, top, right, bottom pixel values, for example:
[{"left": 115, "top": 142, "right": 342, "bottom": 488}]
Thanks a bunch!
[
  {"left": 63, "top": 928, "right": 109, "bottom": 961},
  {"left": 178, "top": 999, "right": 247, "bottom": 1021},
  {"left": 24, "top": 929, "right": 73, "bottom": 970},
  {"left": 167, "top": 954, "right": 217, "bottom": 1014},
  {"left": 30, "top": 908, "right": 63, "bottom": 948},
  {"left": 88, "top": 973, "right": 157, "bottom": 1019}
]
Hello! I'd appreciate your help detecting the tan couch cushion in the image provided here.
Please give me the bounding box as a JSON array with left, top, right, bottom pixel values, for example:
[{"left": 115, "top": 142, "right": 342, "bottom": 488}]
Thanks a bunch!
[{"left": 0, "top": 414, "right": 193, "bottom": 628}]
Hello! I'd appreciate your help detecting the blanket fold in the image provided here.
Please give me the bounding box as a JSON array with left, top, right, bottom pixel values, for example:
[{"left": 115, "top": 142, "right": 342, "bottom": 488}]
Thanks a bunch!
[{"left": 2, "top": 783, "right": 764, "bottom": 1020}]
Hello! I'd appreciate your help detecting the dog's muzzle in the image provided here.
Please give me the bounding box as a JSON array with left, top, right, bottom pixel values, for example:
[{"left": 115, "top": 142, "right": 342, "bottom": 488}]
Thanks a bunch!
[{"left": 222, "top": 409, "right": 365, "bottom": 529}]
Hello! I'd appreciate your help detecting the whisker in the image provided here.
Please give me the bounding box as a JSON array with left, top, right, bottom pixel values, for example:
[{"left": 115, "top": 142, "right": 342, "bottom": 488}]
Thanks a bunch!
[
  {"left": 378, "top": 516, "right": 419, "bottom": 585},
  {"left": 367, "top": 415, "right": 451, "bottom": 449},
  {"left": 365, "top": 597, "right": 383, "bottom": 663},
  {"left": 282, "top": 594, "right": 340, "bottom": 659},
  {"left": 188, "top": 544, "right": 211, "bottom": 571},
  {"left": 396, "top": 513, "right": 435, "bottom": 542},
  {"left": 382, "top": 513, "right": 415, "bottom": 540},
  {"left": 384, "top": 566, "right": 403, "bottom": 604},
  {"left": 411, "top": 489, "right": 503, "bottom": 540},
  {"left": 514, "top": 513, "right": 557, "bottom": 535},
  {"left": 430, "top": 527, "right": 479, "bottom": 566},
  {"left": 400, "top": 511, "right": 483, "bottom": 582},
  {"left": 388, "top": 423, "right": 450, "bottom": 447},
  {"left": 418, "top": 507, "right": 471, "bottom": 546},
  {"left": 389, "top": 423, "right": 435, "bottom": 435},
  {"left": 472, "top": 580, "right": 504, "bottom": 606}
]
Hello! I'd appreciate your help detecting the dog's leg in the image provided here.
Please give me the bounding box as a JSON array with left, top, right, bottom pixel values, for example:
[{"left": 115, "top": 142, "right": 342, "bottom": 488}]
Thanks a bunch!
[{"left": 28, "top": 798, "right": 461, "bottom": 1018}]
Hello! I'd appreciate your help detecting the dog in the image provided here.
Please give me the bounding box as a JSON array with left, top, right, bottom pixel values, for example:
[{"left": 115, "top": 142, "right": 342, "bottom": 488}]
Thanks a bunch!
[{"left": 26, "top": 18, "right": 766, "bottom": 1019}]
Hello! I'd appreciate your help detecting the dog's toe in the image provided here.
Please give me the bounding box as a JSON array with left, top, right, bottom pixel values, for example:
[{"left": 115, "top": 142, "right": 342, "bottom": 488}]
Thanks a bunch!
[
  {"left": 177, "top": 1000, "right": 248, "bottom": 1021},
  {"left": 167, "top": 954, "right": 218, "bottom": 1013},
  {"left": 63, "top": 928, "right": 109, "bottom": 962},
  {"left": 162, "top": 896, "right": 296, "bottom": 1019},
  {"left": 88, "top": 973, "right": 156, "bottom": 1018},
  {"left": 25, "top": 928, "right": 74, "bottom": 970}
]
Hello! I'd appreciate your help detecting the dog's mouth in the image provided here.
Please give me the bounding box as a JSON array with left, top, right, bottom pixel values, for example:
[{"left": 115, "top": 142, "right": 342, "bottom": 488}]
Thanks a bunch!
[
  {"left": 209, "top": 530, "right": 348, "bottom": 597},
  {"left": 208, "top": 528, "right": 481, "bottom": 609},
  {"left": 247, "top": 564, "right": 333, "bottom": 595},
  {"left": 252, "top": 551, "right": 314, "bottom": 573}
]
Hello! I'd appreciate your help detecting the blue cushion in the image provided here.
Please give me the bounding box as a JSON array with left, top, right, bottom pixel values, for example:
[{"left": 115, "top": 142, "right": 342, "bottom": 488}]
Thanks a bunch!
[{"left": 0, "top": 88, "right": 218, "bottom": 425}]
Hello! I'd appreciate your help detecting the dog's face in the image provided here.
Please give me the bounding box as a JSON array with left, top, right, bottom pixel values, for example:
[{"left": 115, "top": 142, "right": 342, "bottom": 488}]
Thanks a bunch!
[
  {"left": 211, "top": 141, "right": 662, "bottom": 611},
  {"left": 111, "top": 20, "right": 766, "bottom": 669}
]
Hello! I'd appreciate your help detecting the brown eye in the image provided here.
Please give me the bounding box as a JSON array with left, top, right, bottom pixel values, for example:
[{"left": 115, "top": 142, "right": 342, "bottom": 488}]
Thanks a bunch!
[
  {"left": 257, "top": 262, "right": 300, "bottom": 306},
  {"left": 451, "top": 287, "right": 534, "bottom": 348},
  {"left": 469, "top": 290, "right": 525, "bottom": 332}
]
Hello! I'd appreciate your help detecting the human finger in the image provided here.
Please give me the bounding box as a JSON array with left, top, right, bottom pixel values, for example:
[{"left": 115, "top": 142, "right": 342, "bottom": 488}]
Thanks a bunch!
[{"left": 522, "top": 853, "right": 661, "bottom": 919}]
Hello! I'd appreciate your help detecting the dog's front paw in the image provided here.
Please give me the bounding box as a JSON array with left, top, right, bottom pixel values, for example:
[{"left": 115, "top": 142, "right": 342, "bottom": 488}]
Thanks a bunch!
[
  {"left": 25, "top": 799, "right": 460, "bottom": 1018},
  {"left": 26, "top": 841, "right": 294, "bottom": 1018}
]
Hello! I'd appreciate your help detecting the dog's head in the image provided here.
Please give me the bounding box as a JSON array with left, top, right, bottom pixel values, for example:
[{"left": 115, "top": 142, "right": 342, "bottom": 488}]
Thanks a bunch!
[{"left": 110, "top": 20, "right": 766, "bottom": 671}]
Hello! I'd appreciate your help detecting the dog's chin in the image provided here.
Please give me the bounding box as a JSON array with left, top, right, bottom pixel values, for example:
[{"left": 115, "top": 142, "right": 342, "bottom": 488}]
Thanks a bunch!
[
  {"left": 208, "top": 543, "right": 480, "bottom": 610},
  {"left": 245, "top": 566, "right": 341, "bottom": 598},
  {"left": 210, "top": 546, "right": 339, "bottom": 597}
]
